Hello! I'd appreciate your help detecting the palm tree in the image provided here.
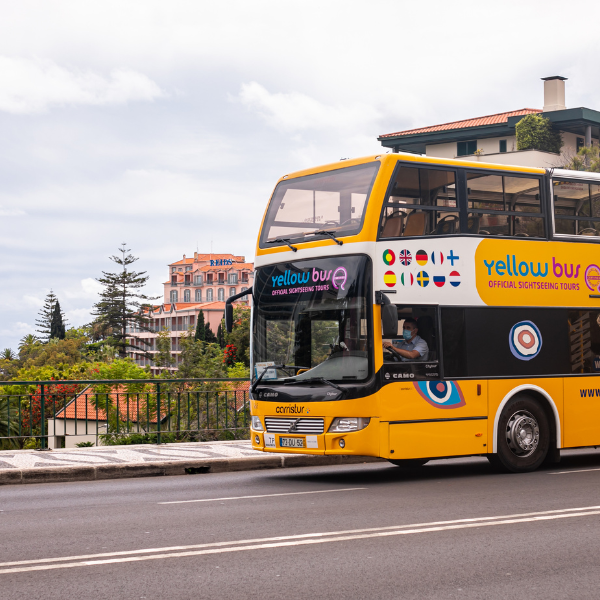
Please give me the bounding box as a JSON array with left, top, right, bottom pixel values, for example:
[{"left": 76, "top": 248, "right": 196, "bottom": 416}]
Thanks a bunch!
[
  {"left": 0, "top": 398, "right": 20, "bottom": 439},
  {"left": 1, "top": 348, "right": 15, "bottom": 360},
  {"left": 18, "top": 334, "right": 39, "bottom": 351}
]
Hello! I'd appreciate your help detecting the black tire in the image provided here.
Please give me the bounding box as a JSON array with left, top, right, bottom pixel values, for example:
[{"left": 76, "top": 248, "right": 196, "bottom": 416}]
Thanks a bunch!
[
  {"left": 488, "top": 395, "right": 550, "bottom": 473},
  {"left": 388, "top": 458, "right": 429, "bottom": 469}
]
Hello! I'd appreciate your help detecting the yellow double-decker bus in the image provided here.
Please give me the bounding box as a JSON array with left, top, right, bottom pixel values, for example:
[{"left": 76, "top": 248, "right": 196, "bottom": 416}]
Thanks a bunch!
[{"left": 226, "top": 153, "right": 600, "bottom": 472}]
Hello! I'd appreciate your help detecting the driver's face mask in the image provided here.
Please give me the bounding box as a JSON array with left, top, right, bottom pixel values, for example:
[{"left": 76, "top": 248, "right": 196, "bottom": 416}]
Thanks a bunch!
[{"left": 402, "top": 329, "right": 413, "bottom": 340}]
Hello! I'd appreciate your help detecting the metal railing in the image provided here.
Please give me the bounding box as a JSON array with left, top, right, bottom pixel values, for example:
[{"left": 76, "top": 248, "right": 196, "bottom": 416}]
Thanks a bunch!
[{"left": 0, "top": 378, "right": 250, "bottom": 449}]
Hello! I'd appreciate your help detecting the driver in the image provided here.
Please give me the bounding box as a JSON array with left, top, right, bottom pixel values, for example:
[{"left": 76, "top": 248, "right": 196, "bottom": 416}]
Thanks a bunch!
[{"left": 383, "top": 317, "right": 429, "bottom": 362}]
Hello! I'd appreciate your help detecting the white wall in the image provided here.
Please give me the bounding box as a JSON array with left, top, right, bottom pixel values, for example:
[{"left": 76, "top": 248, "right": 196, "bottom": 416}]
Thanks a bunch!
[{"left": 47, "top": 418, "right": 108, "bottom": 448}]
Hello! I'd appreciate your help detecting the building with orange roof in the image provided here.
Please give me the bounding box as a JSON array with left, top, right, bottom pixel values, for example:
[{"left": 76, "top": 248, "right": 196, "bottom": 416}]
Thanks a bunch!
[
  {"left": 126, "top": 252, "right": 253, "bottom": 372},
  {"left": 378, "top": 77, "right": 600, "bottom": 169}
]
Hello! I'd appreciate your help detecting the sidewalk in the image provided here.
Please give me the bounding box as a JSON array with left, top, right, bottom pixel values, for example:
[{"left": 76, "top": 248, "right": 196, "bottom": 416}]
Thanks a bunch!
[{"left": 0, "top": 441, "right": 383, "bottom": 486}]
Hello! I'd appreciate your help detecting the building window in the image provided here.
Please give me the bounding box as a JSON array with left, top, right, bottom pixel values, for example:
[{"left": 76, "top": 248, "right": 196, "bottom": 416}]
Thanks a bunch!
[
  {"left": 241, "top": 286, "right": 248, "bottom": 300},
  {"left": 171, "top": 267, "right": 176, "bottom": 273},
  {"left": 241, "top": 272, "right": 249, "bottom": 282},
  {"left": 183, "top": 289, "right": 190, "bottom": 302},
  {"left": 194, "top": 274, "right": 203, "bottom": 285},
  {"left": 195, "top": 289, "right": 202, "bottom": 302},
  {"left": 457, "top": 140, "right": 477, "bottom": 156},
  {"left": 185, "top": 266, "right": 192, "bottom": 271},
  {"left": 499, "top": 140, "right": 507, "bottom": 153},
  {"left": 228, "top": 273, "right": 238, "bottom": 284},
  {"left": 170, "top": 290, "right": 178, "bottom": 303},
  {"left": 218, "top": 288, "right": 225, "bottom": 301},
  {"left": 171, "top": 276, "right": 177, "bottom": 284},
  {"left": 207, "top": 289, "right": 213, "bottom": 301},
  {"left": 229, "top": 287, "right": 236, "bottom": 298}
]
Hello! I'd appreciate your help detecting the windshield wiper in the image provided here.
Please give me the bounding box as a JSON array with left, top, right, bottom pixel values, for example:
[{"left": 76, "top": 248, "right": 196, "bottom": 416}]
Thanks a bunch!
[
  {"left": 251, "top": 364, "right": 308, "bottom": 396},
  {"left": 284, "top": 377, "right": 347, "bottom": 397},
  {"left": 308, "top": 230, "right": 343, "bottom": 246},
  {"left": 265, "top": 238, "right": 298, "bottom": 252}
]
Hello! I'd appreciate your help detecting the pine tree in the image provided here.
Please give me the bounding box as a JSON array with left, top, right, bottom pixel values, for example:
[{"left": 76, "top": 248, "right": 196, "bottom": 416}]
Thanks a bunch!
[
  {"left": 194, "top": 310, "right": 206, "bottom": 342},
  {"left": 204, "top": 320, "right": 217, "bottom": 344},
  {"left": 91, "top": 243, "right": 158, "bottom": 358},
  {"left": 50, "top": 301, "right": 66, "bottom": 340},
  {"left": 35, "top": 291, "right": 67, "bottom": 342},
  {"left": 216, "top": 321, "right": 224, "bottom": 348}
]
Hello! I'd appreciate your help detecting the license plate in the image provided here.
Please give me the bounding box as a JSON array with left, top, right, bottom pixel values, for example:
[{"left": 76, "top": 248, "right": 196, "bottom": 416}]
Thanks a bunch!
[{"left": 279, "top": 437, "right": 305, "bottom": 448}]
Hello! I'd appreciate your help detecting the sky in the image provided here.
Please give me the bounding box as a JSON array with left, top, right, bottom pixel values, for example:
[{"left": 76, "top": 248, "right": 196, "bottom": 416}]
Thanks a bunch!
[{"left": 1, "top": 0, "right": 600, "bottom": 351}]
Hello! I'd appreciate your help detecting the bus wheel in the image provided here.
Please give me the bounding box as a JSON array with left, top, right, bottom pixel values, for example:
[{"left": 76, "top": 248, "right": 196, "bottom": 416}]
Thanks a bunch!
[
  {"left": 489, "top": 396, "right": 549, "bottom": 473},
  {"left": 388, "top": 459, "right": 429, "bottom": 468}
]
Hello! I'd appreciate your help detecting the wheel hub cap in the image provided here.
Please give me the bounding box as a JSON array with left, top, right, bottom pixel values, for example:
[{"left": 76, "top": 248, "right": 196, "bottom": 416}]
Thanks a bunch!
[{"left": 506, "top": 410, "right": 539, "bottom": 457}]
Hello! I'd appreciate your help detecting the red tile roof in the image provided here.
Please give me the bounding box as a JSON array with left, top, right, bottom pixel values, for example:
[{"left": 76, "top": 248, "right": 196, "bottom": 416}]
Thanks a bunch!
[{"left": 380, "top": 108, "right": 541, "bottom": 138}]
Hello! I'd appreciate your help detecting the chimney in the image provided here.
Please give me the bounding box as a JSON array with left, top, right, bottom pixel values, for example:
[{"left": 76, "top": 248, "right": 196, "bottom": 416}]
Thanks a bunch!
[
  {"left": 194, "top": 251, "right": 198, "bottom": 261},
  {"left": 542, "top": 76, "right": 567, "bottom": 112}
]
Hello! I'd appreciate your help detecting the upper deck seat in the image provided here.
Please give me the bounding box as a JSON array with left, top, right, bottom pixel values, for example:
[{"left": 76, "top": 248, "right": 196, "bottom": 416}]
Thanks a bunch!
[
  {"left": 402, "top": 211, "right": 427, "bottom": 237},
  {"left": 381, "top": 214, "right": 404, "bottom": 238}
]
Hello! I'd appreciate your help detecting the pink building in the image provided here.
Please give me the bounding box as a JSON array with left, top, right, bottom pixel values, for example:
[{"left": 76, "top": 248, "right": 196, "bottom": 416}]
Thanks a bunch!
[{"left": 126, "top": 252, "right": 253, "bottom": 371}]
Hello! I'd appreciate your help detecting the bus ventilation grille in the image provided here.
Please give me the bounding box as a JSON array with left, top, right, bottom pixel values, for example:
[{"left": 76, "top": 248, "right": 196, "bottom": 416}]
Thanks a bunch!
[{"left": 264, "top": 417, "right": 325, "bottom": 434}]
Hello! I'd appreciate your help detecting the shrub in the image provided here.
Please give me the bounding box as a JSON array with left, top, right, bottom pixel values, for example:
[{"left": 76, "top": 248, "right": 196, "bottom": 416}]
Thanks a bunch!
[{"left": 516, "top": 114, "right": 563, "bottom": 154}]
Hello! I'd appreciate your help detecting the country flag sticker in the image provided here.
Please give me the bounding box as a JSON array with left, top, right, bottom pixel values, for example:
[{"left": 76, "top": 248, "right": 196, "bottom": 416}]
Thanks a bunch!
[
  {"left": 384, "top": 271, "right": 396, "bottom": 287},
  {"left": 416, "top": 250, "right": 428, "bottom": 266},
  {"left": 416, "top": 271, "right": 429, "bottom": 287},
  {"left": 400, "top": 272, "right": 413, "bottom": 286},
  {"left": 398, "top": 249, "right": 412, "bottom": 266},
  {"left": 449, "top": 271, "right": 461, "bottom": 287},
  {"left": 431, "top": 251, "right": 444, "bottom": 265},
  {"left": 383, "top": 249, "right": 395, "bottom": 266},
  {"left": 433, "top": 275, "right": 445, "bottom": 287}
]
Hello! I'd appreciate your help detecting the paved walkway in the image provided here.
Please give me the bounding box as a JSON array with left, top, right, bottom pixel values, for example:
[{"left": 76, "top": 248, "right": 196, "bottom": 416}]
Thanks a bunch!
[
  {"left": 0, "top": 440, "right": 259, "bottom": 470},
  {"left": 0, "top": 440, "right": 382, "bottom": 485}
]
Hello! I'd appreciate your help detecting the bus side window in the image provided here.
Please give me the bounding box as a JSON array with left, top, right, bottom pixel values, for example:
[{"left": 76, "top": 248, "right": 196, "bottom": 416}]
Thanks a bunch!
[
  {"left": 553, "top": 179, "right": 600, "bottom": 238},
  {"left": 379, "top": 166, "right": 458, "bottom": 239}
]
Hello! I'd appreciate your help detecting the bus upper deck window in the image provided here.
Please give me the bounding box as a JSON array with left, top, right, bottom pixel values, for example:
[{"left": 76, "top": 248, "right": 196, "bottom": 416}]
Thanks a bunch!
[
  {"left": 553, "top": 179, "right": 600, "bottom": 238},
  {"left": 259, "top": 162, "right": 380, "bottom": 248},
  {"left": 467, "top": 173, "right": 544, "bottom": 238},
  {"left": 379, "top": 166, "right": 458, "bottom": 239}
]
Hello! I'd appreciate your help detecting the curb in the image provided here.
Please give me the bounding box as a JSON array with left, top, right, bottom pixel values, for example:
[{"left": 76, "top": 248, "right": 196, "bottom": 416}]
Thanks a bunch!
[{"left": 0, "top": 454, "right": 385, "bottom": 486}]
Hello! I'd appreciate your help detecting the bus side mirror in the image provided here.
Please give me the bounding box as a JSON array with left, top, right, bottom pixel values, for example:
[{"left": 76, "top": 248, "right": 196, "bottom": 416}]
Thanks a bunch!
[
  {"left": 225, "top": 303, "right": 233, "bottom": 333},
  {"left": 375, "top": 291, "right": 398, "bottom": 338}
]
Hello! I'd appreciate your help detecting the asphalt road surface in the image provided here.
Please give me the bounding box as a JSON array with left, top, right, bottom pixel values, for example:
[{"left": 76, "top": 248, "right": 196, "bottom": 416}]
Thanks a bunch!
[{"left": 2, "top": 450, "right": 600, "bottom": 599}]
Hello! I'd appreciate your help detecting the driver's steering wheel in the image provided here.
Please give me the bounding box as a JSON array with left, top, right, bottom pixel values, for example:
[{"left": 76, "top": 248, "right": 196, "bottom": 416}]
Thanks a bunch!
[{"left": 384, "top": 349, "right": 400, "bottom": 362}]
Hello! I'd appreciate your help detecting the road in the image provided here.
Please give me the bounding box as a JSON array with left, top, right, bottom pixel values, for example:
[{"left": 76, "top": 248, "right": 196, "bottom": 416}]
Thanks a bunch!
[{"left": 2, "top": 450, "right": 600, "bottom": 599}]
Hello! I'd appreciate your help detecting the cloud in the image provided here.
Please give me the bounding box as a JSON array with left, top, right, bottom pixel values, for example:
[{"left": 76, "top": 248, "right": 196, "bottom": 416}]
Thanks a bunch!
[
  {"left": 0, "top": 57, "right": 165, "bottom": 114},
  {"left": 0, "top": 206, "right": 26, "bottom": 216},
  {"left": 0, "top": 321, "right": 34, "bottom": 343},
  {"left": 236, "top": 82, "right": 381, "bottom": 134}
]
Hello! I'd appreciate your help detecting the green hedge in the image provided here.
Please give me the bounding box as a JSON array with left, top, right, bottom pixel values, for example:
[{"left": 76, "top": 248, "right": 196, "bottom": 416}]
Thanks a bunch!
[{"left": 515, "top": 114, "right": 563, "bottom": 154}]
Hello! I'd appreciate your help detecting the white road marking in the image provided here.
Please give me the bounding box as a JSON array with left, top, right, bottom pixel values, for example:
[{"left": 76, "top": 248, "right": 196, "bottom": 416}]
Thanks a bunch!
[
  {"left": 158, "top": 487, "right": 367, "bottom": 504},
  {"left": 2, "top": 505, "right": 600, "bottom": 574},
  {"left": 549, "top": 468, "right": 600, "bottom": 475}
]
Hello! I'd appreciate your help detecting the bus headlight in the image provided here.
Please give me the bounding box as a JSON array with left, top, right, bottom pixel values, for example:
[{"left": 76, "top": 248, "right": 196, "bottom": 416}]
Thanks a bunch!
[
  {"left": 328, "top": 417, "right": 370, "bottom": 433},
  {"left": 251, "top": 416, "right": 264, "bottom": 431}
]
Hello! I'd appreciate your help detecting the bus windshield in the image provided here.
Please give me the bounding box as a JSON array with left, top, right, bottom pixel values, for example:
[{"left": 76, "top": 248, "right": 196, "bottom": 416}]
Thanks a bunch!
[
  {"left": 259, "top": 162, "right": 379, "bottom": 248},
  {"left": 252, "top": 256, "right": 371, "bottom": 383}
]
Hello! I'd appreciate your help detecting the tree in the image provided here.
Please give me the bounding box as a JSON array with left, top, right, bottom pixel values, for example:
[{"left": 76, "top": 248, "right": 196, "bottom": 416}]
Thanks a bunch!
[
  {"left": 225, "top": 307, "right": 251, "bottom": 366},
  {"left": 36, "top": 291, "right": 68, "bottom": 342},
  {"left": 204, "top": 320, "right": 217, "bottom": 344},
  {"left": 1, "top": 349, "right": 15, "bottom": 361},
  {"left": 194, "top": 309, "right": 206, "bottom": 341},
  {"left": 91, "top": 244, "right": 158, "bottom": 358},
  {"left": 50, "top": 301, "right": 66, "bottom": 340},
  {"left": 564, "top": 144, "right": 600, "bottom": 172},
  {"left": 154, "top": 329, "right": 175, "bottom": 372},
  {"left": 515, "top": 114, "right": 563, "bottom": 154},
  {"left": 216, "top": 322, "right": 225, "bottom": 348}
]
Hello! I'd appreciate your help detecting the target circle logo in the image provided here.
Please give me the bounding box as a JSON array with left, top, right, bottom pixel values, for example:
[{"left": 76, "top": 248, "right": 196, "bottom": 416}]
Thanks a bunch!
[
  {"left": 509, "top": 321, "right": 542, "bottom": 361},
  {"left": 413, "top": 381, "right": 466, "bottom": 409}
]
